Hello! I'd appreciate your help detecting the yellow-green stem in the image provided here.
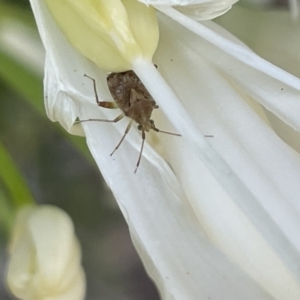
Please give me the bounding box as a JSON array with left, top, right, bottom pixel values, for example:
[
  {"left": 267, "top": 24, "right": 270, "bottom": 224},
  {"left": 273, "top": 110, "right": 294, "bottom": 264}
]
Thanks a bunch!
[{"left": 0, "top": 141, "right": 35, "bottom": 232}]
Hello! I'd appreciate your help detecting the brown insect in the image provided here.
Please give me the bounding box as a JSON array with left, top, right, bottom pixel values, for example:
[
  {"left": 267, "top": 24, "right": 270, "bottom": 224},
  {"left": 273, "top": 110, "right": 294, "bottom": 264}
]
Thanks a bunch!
[{"left": 81, "top": 70, "right": 181, "bottom": 173}]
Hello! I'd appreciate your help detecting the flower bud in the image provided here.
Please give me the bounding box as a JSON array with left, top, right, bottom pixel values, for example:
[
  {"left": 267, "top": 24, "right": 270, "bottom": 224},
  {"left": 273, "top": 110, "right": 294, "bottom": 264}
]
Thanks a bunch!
[
  {"left": 6, "top": 205, "right": 86, "bottom": 300},
  {"left": 45, "top": 0, "right": 159, "bottom": 71}
]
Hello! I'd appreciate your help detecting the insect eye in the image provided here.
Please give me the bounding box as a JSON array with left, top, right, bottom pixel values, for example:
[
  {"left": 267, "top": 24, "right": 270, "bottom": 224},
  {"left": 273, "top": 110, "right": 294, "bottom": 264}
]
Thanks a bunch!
[{"left": 137, "top": 125, "right": 142, "bottom": 131}]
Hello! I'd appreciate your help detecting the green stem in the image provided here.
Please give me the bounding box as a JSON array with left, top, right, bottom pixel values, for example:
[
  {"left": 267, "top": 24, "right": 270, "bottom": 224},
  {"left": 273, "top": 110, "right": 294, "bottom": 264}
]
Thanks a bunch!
[
  {"left": 0, "top": 141, "right": 35, "bottom": 209},
  {"left": 0, "top": 189, "right": 15, "bottom": 235}
]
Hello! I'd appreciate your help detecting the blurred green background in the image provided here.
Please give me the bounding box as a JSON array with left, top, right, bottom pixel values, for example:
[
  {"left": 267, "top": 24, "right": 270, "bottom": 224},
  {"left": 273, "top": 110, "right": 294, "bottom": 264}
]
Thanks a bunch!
[
  {"left": 0, "top": 0, "right": 291, "bottom": 299},
  {"left": 0, "top": 0, "right": 160, "bottom": 299}
]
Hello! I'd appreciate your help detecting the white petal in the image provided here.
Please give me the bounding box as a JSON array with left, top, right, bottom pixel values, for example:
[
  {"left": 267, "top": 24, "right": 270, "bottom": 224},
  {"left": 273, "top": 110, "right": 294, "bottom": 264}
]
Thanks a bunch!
[
  {"left": 139, "top": 0, "right": 215, "bottom": 5},
  {"left": 83, "top": 119, "right": 275, "bottom": 300},
  {"left": 216, "top": 6, "right": 300, "bottom": 83},
  {"left": 175, "top": 0, "right": 239, "bottom": 20},
  {"left": 155, "top": 6, "right": 300, "bottom": 132},
  {"left": 30, "top": 0, "right": 99, "bottom": 134},
  {"left": 216, "top": 6, "right": 300, "bottom": 153},
  {"left": 139, "top": 0, "right": 239, "bottom": 20},
  {"left": 143, "top": 13, "right": 300, "bottom": 299}
]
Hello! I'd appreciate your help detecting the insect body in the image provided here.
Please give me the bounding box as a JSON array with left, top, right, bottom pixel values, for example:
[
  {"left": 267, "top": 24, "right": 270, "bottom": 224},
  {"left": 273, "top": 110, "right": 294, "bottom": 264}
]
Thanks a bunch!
[
  {"left": 107, "top": 71, "right": 159, "bottom": 132},
  {"left": 83, "top": 70, "right": 180, "bottom": 173}
]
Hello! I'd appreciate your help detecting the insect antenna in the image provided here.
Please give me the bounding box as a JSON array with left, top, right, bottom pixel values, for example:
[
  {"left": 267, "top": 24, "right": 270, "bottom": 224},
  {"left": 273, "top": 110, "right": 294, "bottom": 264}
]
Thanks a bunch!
[
  {"left": 135, "top": 130, "right": 146, "bottom": 173},
  {"left": 153, "top": 127, "right": 213, "bottom": 138}
]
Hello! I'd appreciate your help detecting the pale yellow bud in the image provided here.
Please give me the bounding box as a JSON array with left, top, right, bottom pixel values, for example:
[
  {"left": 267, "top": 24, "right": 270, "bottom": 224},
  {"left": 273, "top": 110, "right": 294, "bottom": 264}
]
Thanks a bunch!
[
  {"left": 45, "top": 0, "right": 159, "bottom": 72},
  {"left": 6, "top": 205, "right": 86, "bottom": 300}
]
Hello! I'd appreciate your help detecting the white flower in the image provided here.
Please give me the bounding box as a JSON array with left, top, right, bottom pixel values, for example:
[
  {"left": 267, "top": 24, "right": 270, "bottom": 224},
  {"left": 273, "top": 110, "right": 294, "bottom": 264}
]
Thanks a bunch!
[
  {"left": 29, "top": 0, "right": 300, "bottom": 299},
  {"left": 7, "top": 205, "right": 86, "bottom": 300}
]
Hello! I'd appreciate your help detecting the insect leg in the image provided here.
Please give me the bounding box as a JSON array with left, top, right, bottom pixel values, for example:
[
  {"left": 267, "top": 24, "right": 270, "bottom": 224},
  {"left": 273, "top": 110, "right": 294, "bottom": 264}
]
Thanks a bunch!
[
  {"left": 84, "top": 74, "right": 118, "bottom": 108},
  {"left": 153, "top": 127, "right": 213, "bottom": 138},
  {"left": 98, "top": 101, "right": 118, "bottom": 109},
  {"left": 78, "top": 113, "right": 124, "bottom": 124},
  {"left": 110, "top": 120, "right": 133, "bottom": 156},
  {"left": 134, "top": 130, "right": 145, "bottom": 173}
]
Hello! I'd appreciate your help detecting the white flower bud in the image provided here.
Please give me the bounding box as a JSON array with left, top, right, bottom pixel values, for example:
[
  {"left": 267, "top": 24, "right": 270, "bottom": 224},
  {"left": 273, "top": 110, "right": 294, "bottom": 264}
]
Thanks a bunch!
[
  {"left": 6, "top": 205, "right": 86, "bottom": 300},
  {"left": 44, "top": 0, "right": 159, "bottom": 72}
]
